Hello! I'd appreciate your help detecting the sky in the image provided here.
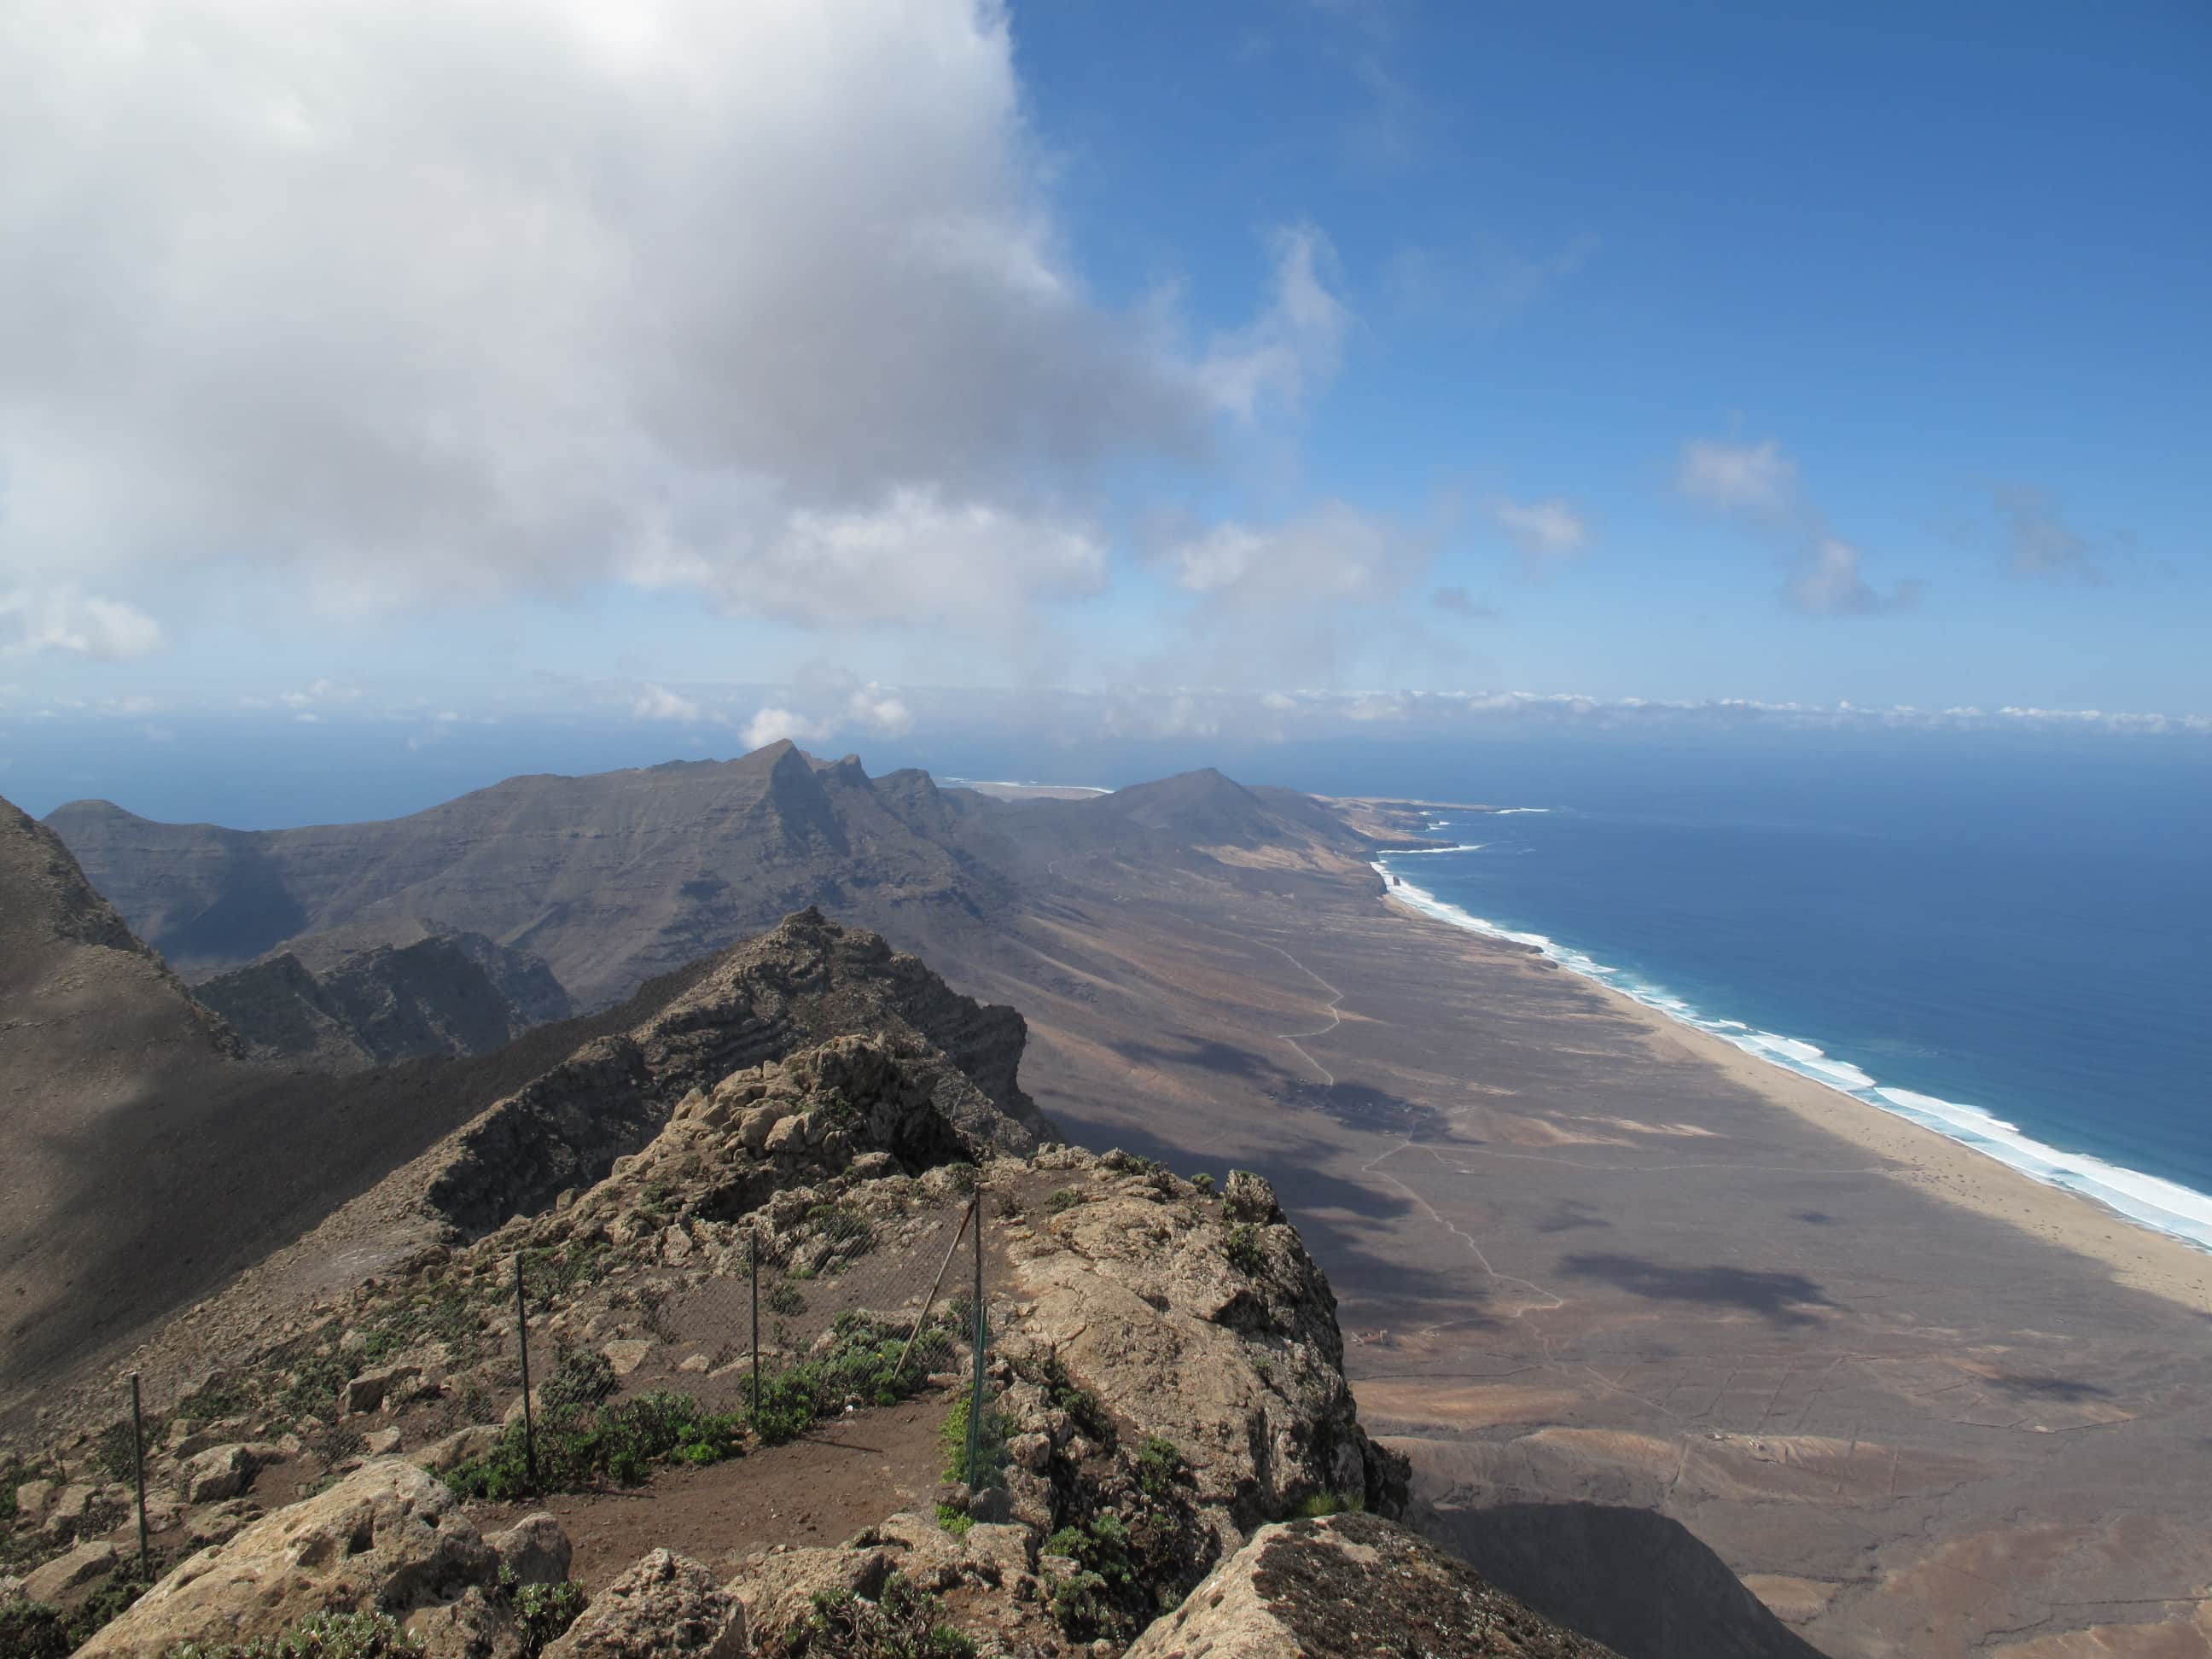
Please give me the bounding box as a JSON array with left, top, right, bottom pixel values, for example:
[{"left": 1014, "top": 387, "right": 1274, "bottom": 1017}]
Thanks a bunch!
[{"left": 2, "top": 0, "right": 2208, "bottom": 817}]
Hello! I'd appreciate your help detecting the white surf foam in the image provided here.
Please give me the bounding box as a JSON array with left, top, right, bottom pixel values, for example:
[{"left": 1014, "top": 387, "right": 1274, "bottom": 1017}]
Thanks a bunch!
[
  {"left": 1491, "top": 807, "right": 1551, "bottom": 815},
  {"left": 1375, "top": 859, "right": 2212, "bottom": 1254}
]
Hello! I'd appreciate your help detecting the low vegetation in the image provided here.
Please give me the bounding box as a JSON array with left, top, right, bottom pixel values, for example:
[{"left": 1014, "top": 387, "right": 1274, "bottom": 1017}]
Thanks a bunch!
[
  {"left": 771, "top": 1575, "right": 975, "bottom": 1659},
  {"left": 168, "top": 1609, "right": 425, "bottom": 1658}
]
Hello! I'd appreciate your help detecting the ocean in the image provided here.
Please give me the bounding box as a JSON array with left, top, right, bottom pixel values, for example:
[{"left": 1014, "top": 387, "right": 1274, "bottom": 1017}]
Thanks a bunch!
[{"left": 1355, "top": 737, "right": 2212, "bottom": 1253}]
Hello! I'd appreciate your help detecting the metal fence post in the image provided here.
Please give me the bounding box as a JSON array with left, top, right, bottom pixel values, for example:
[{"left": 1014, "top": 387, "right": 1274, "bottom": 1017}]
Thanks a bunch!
[
  {"left": 749, "top": 1225, "right": 761, "bottom": 1423},
  {"left": 128, "top": 1372, "right": 148, "bottom": 1577},
  {"left": 965, "top": 1190, "right": 986, "bottom": 1488},
  {"left": 514, "top": 1253, "right": 538, "bottom": 1494}
]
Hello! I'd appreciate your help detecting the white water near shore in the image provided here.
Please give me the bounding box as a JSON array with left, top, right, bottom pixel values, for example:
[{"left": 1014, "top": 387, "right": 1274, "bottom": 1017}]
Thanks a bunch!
[{"left": 1374, "top": 857, "right": 2212, "bottom": 1254}]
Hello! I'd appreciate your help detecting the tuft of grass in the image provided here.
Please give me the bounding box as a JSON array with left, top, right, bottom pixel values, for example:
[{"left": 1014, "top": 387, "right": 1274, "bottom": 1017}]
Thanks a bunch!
[
  {"left": 1294, "top": 1490, "right": 1367, "bottom": 1518},
  {"left": 939, "top": 1393, "right": 1007, "bottom": 1487},
  {"left": 934, "top": 1501, "right": 974, "bottom": 1539}
]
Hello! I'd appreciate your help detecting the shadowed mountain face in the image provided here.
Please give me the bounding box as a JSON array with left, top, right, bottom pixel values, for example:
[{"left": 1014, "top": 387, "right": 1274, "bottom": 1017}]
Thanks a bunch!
[
  {"left": 47, "top": 747, "right": 1369, "bottom": 1010},
  {"left": 195, "top": 934, "right": 574, "bottom": 1068}
]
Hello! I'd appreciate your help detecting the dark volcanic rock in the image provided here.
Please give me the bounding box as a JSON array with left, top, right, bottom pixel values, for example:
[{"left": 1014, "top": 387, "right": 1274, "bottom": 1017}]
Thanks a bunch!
[
  {"left": 198, "top": 934, "right": 573, "bottom": 1068},
  {"left": 422, "top": 908, "right": 1050, "bottom": 1236}
]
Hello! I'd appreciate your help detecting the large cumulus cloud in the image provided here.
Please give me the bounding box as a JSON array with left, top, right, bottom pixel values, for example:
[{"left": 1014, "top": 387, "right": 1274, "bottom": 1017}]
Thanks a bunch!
[{"left": 0, "top": 0, "right": 1327, "bottom": 642}]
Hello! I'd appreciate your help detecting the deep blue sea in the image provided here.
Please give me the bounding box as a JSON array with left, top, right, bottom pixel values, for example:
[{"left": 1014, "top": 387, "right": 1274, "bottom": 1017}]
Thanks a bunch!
[{"left": 1353, "top": 740, "right": 2212, "bottom": 1250}]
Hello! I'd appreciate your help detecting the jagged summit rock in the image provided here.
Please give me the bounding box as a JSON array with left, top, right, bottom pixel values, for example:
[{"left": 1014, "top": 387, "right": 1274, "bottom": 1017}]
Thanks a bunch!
[
  {"left": 416, "top": 907, "right": 1051, "bottom": 1237},
  {"left": 196, "top": 932, "right": 573, "bottom": 1068},
  {"left": 47, "top": 742, "right": 1005, "bottom": 1006}
]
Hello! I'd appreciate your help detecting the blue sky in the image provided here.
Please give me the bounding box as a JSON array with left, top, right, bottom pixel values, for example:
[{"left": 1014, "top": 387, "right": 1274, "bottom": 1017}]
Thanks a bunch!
[{"left": 2, "top": 0, "right": 2207, "bottom": 807}]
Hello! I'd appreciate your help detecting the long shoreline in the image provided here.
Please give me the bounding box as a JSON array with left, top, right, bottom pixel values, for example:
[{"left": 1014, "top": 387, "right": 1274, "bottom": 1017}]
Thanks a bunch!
[{"left": 1371, "top": 859, "right": 2212, "bottom": 1316}]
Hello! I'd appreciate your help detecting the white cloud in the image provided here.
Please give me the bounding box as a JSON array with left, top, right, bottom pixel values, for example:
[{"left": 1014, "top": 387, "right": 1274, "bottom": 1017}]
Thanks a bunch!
[
  {"left": 0, "top": 586, "right": 163, "bottom": 660},
  {"left": 1786, "top": 538, "right": 1923, "bottom": 616},
  {"left": 1678, "top": 439, "right": 1799, "bottom": 517},
  {"left": 1161, "top": 500, "right": 1429, "bottom": 607},
  {"left": 1198, "top": 224, "right": 1352, "bottom": 421},
  {"left": 0, "top": 0, "right": 1336, "bottom": 641},
  {"left": 633, "top": 683, "right": 707, "bottom": 723},
  {"left": 1489, "top": 497, "right": 1589, "bottom": 558},
  {"left": 278, "top": 677, "right": 363, "bottom": 709},
  {"left": 1988, "top": 485, "right": 2114, "bottom": 583},
  {"left": 742, "top": 706, "right": 827, "bottom": 749},
  {"left": 1679, "top": 434, "right": 1922, "bottom": 618}
]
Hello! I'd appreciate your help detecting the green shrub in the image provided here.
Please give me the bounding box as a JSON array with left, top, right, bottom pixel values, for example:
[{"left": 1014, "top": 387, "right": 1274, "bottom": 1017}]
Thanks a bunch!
[
  {"left": 442, "top": 1390, "right": 744, "bottom": 1499},
  {"left": 168, "top": 1609, "right": 425, "bottom": 1658},
  {"left": 939, "top": 1393, "right": 1006, "bottom": 1487},
  {"left": 497, "top": 1569, "right": 588, "bottom": 1659},
  {"left": 92, "top": 1418, "right": 143, "bottom": 1483},
  {"left": 767, "top": 1282, "right": 807, "bottom": 1316},
  {"left": 1043, "top": 1188, "right": 1081, "bottom": 1215},
  {"left": 777, "top": 1574, "right": 975, "bottom": 1658},
  {"left": 1041, "top": 1513, "right": 1139, "bottom": 1641},
  {"left": 0, "top": 1599, "right": 73, "bottom": 1659},
  {"left": 1134, "top": 1435, "right": 1184, "bottom": 1500},
  {"left": 747, "top": 1315, "right": 932, "bottom": 1447},
  {"left": 1223, "top": 1223, "right": 1265, "bottom": 1276},
  {"left": 933, "top": 1501, "right": 973, "bottom": 1538},
  {"left": 1190, "top": 1173, "right": 1214, "bottom": 1195},
  {"left": 1038, "top": 1353, "right": 1115, "bottom": 1449}
]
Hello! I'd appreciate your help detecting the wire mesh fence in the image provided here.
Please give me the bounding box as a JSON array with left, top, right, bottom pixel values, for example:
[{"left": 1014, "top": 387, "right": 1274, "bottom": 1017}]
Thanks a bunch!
[{"left": 49, "top": 1179, "right": 1005, "bottom": 1581}]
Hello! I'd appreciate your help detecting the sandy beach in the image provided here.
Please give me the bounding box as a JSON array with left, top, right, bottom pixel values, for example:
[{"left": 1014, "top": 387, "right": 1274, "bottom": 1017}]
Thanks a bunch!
[
  {"left": 939, "top": 839, "right": 2212, "bottom": 1657},
  {"left": 1384, "top": 890, "right": 2212, "bottom": 1319}
]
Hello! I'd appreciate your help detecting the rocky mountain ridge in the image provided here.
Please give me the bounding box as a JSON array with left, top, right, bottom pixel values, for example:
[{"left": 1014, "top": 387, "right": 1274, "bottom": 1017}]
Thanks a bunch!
[
  {"left": 195, "top": 932, "right": 574, "bottom": 1068},
  {"left": 9, "top": 919, "right": 1609, "bottom": 1657},
  {"left": 44, "top": 744, "right": 1376, "bottom": 1012}
]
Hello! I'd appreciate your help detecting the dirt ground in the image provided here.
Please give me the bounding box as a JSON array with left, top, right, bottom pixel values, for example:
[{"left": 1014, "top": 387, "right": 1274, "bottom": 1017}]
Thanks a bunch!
[{"left": 465, "top": 1388, "right": 960, "bottom": 1591}]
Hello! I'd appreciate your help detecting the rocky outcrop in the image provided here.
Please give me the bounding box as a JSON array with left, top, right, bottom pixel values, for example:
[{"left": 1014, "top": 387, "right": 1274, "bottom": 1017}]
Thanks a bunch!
[
  {"left": 1126, "top": 1512, "right": 1617, "bottom": 1659},
  {"left": 423, "top": 910, "right": 1049, "bottom": 1236},
  {"left": 545, "top": 1550, "right": 742, "bottom": 1659},
  {"left": 196, "top": 933, "right": 573, "bottom": 1069},
  {"left": 73, "top": 1459, "right": 527, "bottom": 1658}
]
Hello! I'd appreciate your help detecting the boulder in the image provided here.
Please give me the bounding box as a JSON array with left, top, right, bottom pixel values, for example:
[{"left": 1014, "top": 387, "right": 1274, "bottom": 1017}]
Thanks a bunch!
[
  {"left": 345, "top": 1364, "right": 423, "bottom": 1415},
  {"left": 544, "top": 1550, "right": 745, "bottom": 1659},
  {"left": 179, "top": 1499, "right": 261, "bottom": 1550},
  {"left": 75, "top": 1459, "right": 499, "bottom": 1658},
  {"left": 22, "top": 1538, "right": 119, "bottom": 1604},
  {"left": 488, "top": 1513, "right": 573, "bottom": 1587},
  {"left": 14, "top": 1478, "right": 55, "bottom": 1520},
  {"left": 1124, "top": 1513, "right": 1616, "bottom": 1659},
  {"left": 416, "top": 1425, "right": 504, "bottom": 1475},
  {"left": 180, "top": 1443, "right": 256, "bottom": 1505}
]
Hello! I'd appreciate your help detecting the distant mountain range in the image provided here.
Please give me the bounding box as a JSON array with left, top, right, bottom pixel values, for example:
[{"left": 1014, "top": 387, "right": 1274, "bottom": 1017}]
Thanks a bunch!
[{"left": 46, "top": 742, "right": 1368, "bottom": 1011}]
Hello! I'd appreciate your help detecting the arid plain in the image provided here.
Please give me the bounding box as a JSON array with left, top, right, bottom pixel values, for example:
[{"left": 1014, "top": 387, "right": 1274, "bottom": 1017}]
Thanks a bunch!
[{"left": 946, "top": 823, "right": 2212, "bottom": 1659}]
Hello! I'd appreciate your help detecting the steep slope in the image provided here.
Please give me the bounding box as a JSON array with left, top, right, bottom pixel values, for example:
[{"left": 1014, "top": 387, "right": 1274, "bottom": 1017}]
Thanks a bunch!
[
  {"left": 0, "top": 794, "right": 245, "bottom": 1402},
  {"left": 49, "top": 743, "right": 1007, "bottom": 1009},
  {"left": 195, "top": 934, "right": 573, "bottom": 1068}
]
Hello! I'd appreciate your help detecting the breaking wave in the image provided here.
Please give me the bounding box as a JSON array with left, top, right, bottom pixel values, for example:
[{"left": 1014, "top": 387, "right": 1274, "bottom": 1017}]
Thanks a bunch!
[{"left": 1374, "top": 855, "right": 2212, "bottom": 1254}]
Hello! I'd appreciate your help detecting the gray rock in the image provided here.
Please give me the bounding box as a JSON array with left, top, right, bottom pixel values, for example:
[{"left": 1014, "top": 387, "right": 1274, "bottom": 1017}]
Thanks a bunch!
[
  {"left": 487, "top": 1513, "right": 573, "bottom": 1587},
  {"left": 23, "top": 1539, "right": 119, "bottom": 1604},
  {"left": 76, "top": 1459, "right": 500, "bottom": 1659},
  {"left": 1125, "top": 1513, "right": 1616, "bottom": 1659},
  {"left": 180, "top": 1443, "right": 256, "bottom": 1505},
  {"left": 544, "top": 1549, "right": 744, "bottom": 1659}
]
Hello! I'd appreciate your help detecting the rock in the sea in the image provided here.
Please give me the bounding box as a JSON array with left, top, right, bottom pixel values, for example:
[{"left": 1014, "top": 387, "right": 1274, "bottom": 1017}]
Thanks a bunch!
[
  {"left": 1125, "top": 1513, "right": 1616, "bottom": 1659},
  {"left": 75, "top": 1459, "right": 500, "bottom": 1658},
  {"left": 544, "top": 1549, "right": 745, "bottom": 1659}
]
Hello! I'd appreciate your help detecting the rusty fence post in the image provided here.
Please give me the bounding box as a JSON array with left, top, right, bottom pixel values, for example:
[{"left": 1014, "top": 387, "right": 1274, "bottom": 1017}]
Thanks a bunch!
[
  {"left": 749, "top": 1225, "right": 761, "bottom": 1423},
  {"left": 129, "top": 1372, "right": 148, "bottom": 1576},
  {"left": 514, "top": 1253, "right": 539, "bottom": 1494},
  {"left": 966, "top": 1190, "right": 986, "bottom": 1487}
]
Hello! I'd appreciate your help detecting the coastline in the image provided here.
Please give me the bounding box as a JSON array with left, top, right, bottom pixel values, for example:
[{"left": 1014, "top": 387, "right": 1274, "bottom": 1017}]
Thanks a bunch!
[{"left": 1375, "top": 872, "right": 2212, "bottom": 1317}]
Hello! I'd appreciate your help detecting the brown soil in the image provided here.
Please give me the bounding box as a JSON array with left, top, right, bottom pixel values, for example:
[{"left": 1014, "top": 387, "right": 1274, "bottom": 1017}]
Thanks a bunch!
[{"left": 465, "top": 1388, "right": 960, "bottom": 1591}]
